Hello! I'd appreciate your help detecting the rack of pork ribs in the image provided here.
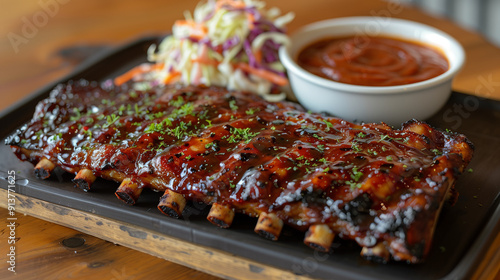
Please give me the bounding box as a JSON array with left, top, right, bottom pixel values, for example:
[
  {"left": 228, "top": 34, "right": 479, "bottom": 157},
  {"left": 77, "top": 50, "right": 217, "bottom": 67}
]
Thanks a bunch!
[{"left": 6, "top": 80, "right": 473, "bottom": 263}]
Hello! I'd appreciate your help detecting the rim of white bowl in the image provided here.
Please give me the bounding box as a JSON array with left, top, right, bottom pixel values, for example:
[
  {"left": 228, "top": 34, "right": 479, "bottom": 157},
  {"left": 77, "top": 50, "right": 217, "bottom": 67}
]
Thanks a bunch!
[{"left": 279, "top": 17, "right": 466, "bottom": 95}]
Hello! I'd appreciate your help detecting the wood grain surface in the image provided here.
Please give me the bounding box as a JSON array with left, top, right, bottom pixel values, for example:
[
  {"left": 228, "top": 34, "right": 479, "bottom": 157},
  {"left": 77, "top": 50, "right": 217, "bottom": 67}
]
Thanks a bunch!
[{"left": 1, "top": 0, "right": 500, "bottom": 279}]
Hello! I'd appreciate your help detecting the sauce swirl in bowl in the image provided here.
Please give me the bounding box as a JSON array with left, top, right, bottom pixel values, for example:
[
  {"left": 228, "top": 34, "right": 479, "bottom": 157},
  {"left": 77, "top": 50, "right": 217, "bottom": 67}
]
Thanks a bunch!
[
  {"left": 297, "top": 36, "right": 449, "bottom": 86},
  {"left": 278, "top": 17, "right": 465, "bottom": 125}
]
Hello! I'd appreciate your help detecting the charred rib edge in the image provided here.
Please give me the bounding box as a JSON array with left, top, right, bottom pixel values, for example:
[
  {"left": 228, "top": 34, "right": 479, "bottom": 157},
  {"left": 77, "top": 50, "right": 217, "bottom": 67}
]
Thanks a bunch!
[
  {"left": 254, "top": 212, "right": 283, "bottom": 241},
  {"left": 303, "top": 224, "right": 335, "bottom": 252},
  {"left": 115, "top": 178, "right": 143, "bottom": 205},
  {"left": 361, "top": 243, "right": 390, "bottom": 263},
  {"left": 72, "top": 168, "right": 97, "bottom": 191},
  {"left": 34, "top": 158, "right": 56, "bottom": 179},
  {"left": 207, "top": 203, "right": 235, "bottom": 228},
  {"left": 157, "top": 189, "right": 186, "bottom": 218}
]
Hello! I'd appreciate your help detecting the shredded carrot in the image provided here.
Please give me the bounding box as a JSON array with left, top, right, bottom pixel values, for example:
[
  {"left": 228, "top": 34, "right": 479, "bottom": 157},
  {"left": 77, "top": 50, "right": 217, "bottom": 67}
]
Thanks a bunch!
[
  {"left": 247, "top": 13, "right": 255, "bottom": 29},
  {"left": 175, "top": 19, "right": 208, "bottom": 40},
  {"left": 192, "top": 57, "right": 220, "bottom": 66},
  {"left": 163, "top": 71, "right": 181, "bottom": 84},
  {"left": 235, "top": 63, "right": 289, "bottom": 86},
  {"left": 114, "top": 63, "right": 163, "bottom": 86},
  {"left": 254, "top": 49, "right": 262, "bottom": 64},
  {"left": 215, "top": 0, "right": 253, "bottom": 28},
  {"left": 216, "top": 0, "right": 246, "bottom": 10}
]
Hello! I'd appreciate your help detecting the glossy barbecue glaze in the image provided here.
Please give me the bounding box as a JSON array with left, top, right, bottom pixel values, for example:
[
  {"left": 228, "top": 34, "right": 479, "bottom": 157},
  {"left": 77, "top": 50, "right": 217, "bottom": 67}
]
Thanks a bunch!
[{"left": 6, "top": 81, "right": 473, "bottom": 263}]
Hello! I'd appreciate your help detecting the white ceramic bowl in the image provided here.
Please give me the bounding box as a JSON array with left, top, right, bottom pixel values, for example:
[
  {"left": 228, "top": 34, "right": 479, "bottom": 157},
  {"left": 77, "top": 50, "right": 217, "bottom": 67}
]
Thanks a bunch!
[{"left": 279, "top": 17, "right": 465, "bottom": 126}]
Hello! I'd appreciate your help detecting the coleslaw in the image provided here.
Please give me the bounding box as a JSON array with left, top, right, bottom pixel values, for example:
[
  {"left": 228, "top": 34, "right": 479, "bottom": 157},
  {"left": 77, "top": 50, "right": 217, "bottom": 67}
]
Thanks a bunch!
[{"left": 115, "top": 0, "right": 294, "bottom": 101}]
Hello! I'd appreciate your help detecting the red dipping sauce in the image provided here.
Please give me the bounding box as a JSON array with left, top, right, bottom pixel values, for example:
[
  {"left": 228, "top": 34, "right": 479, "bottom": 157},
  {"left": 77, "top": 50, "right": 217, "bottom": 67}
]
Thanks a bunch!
[{"left": 297, "top": 36, "right": 449, "bottom": 86}]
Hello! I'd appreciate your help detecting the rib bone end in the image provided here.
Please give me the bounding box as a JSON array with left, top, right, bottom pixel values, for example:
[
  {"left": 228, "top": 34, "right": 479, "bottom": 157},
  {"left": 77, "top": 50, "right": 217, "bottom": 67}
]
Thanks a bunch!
[
  {"left": 157, "top": 189, "right": 186, "bottom": 218},
  {"left": 254, "top": 212, "right": 283, "bottom": 241},
  {"left": 361, "top": 243, "right": 390, "bottom": 264},
  {"left": 72, "top": 168, "right": 97, "bottom": 192},
  {"left": 207, "top": 203, "right": 235, "bottom": 228},
  {"left": 34, "top": 158, "right": 56, "bottom": 179},
  {"left": 304, "top": 224, "right": 335, "bottom": 252},
  {"left": 115, "top": 178, "right": 143, "bottom": 205}
]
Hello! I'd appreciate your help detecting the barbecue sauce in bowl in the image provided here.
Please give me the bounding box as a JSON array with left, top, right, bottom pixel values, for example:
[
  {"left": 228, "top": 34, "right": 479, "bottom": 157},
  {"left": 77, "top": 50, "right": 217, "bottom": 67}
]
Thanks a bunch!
[{"left": 297, "top": 35, "right": 449, "bottom": 86}]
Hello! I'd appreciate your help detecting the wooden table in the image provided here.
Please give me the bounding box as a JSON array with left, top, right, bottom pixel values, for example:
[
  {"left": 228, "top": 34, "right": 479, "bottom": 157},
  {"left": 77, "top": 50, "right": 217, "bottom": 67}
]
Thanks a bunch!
[{"left": 1, "top": 0, "right": 499, "bottom": 279}]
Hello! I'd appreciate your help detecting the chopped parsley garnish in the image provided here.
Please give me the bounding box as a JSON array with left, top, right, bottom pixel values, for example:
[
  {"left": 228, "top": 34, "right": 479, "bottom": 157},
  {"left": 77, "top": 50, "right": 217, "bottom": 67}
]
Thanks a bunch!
[
  {"left": 323, "top": 119, "right": 334, "bottom": 132},
  {"left": 129, "top": 91, "right": 138, "bottom": 98},
  {"left": 50, "top": 133, "right": 63, "bottom": 141},
  {"left": 351, "top": 142, "right": 362, "bottom": 152},
  {"left": 170, "top": 121, "right": 192, "bottom": 139},
  {"left": 379, "top": 134, "right": 404, "bottom": 143},
  {"left": 104, "top": 114, "right": 120, "bottom": 128},
  {"left": 205, "top": 142, "right": 214, "bottom": 149},
  {"left": 431, "top": 149, "right": 442, "bottom": 156},
  {"left": 169, "top": 96, "right": 184, "bottom": 107},
  {"left": 227, "top": 127, "right": 259, "bottom": 144},
  {"left": 346, "top": 181, "right": 362, "bottom": 190},
  {"left": 153, "top": 112, "right": 164, "bottom": 119},
  {"left": 356, "top": 132, "right": 366, "bottom": 138},
  {"left": 379, "top": 134, "right": 391, "bottom": 142},
  {"left": 229, "top": 100, "right": 238, "bottom": 111},
  {"left": 69, "top": 107, "right": 82, "bottom": 121},
  {"left": 313, "top": 133, "right": 323, "bottom": 140},
  {"left": 118, "top": 104, "right": 126, "bottom": 115},
  {"left": 144, "top": 122, "right": 163, "bottom": 134},
  {"left": 84, "top": 129, "right": 93, "bottom": 138},
  {"left": 350, "top": 166, "right": 363, "bottom": 181},
  {"left": 174, "top": 102, "right": 195, "bottom": 117},
  {"left": 203, "top": 120, "right": 213, "bottom": 129},
  {"left": 245, "top": 108, "right": 259, "bottom": 115},
  {"left": 101, "top": 99, "right": 115, "bottom": 106}
]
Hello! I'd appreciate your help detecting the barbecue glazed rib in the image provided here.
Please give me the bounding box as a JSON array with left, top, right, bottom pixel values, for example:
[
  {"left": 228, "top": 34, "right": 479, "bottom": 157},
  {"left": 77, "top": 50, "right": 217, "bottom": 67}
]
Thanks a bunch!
[{"left": 6, "top": 80, "right": 473, "bottom": 263}]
